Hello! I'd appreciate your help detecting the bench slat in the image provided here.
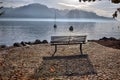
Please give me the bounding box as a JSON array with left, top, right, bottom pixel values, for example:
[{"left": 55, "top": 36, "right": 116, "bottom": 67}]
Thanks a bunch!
[{"left": 51, "top": 36, "right": 87, "bottom": 45}]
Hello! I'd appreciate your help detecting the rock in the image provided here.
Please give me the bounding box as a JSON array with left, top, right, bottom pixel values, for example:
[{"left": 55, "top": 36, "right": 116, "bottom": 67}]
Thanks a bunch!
[
  {"left": 100, "top": 37, "right": 117, "bottom": 41},
  {"left": 21, "top": 41, "right": 26, "bottom": 46},
  {"left": 42, "top": 40, "right": 48, "bottom": 44},
  {"left": 13, "top": 43, "right": 22, "bottom": 47},
  {"left": 109, "top": 37, "right": 116, "bottom": 40},
  {"left": 26, "top": 42, "right": 33, "bottom": 45},
  {"left": 0, "top": 45, "right": 7, "bottom": 48},
  {"left": 99, "top": 37, "right": 108, "bottom": 40},
  {"left": 34, "top": 39, "right": 41, "bottom": 44}
]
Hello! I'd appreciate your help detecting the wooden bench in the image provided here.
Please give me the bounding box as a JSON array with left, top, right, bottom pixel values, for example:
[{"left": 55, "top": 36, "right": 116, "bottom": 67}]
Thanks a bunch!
[{"left": 51, "top": 35, "right": 87, "bottom": 56}]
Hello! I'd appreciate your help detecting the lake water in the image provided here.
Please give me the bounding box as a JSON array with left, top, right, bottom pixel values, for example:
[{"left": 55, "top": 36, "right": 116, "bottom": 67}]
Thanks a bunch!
[{"left": 0, "top": 18, "right": 120, "bottom": 46}]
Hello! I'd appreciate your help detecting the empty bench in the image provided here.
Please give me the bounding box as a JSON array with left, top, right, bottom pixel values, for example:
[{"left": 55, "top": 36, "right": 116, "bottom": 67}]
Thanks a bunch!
[{"left": 51, "top": 35, "right": 87, "bottom": 56}]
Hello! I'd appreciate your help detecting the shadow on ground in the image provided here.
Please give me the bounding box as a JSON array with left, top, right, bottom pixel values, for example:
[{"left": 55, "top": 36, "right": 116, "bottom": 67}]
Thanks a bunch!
[{"left": 31, "top": 54, "right": 97, "bottom": 79}]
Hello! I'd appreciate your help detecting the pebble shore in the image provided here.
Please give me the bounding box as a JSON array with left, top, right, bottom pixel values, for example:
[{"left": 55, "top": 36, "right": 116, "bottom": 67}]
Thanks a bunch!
[{"left": 0, "top": 41, "right": 120, "bottom": 80}]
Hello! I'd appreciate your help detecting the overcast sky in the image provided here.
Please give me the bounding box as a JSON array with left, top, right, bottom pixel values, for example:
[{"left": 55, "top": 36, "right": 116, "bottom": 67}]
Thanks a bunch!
[{"left": 1, "top": 0, "right": 120, "bottom": 19}]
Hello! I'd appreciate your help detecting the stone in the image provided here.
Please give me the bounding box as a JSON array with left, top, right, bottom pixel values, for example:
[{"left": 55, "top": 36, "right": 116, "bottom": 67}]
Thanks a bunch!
[
  {"left": 109, "top": 37, "right": 116, "bottom": 40},
  {"left": 99, "top": 37, "right": 108, "bottom": 40},
  {"left": 13, "top": 43, "right": 22, "bottom": 47},
  {"left": 26, "top": 42, "right": 33, "bottom": 45},
  {"left": 21, "top": 41, "right": 26, "bottom": 46},
  {"left": 34, "top": 39, "right": 41, "bottom": 44},
  {"left": 42, "top": 40, "right": 48, "bottom": 43},
  {"left": 0, "top": 45, "right": 7, "bottom": 48}
]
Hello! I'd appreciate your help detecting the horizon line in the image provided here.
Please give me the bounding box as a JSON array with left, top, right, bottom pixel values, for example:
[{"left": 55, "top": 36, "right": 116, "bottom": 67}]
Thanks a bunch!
[{"left": 0, "top": 18, "right": 118, "bottom": 23}]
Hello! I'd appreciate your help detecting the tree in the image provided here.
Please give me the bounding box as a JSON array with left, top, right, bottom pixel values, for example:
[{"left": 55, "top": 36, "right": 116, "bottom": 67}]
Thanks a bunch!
[
  {"left": 0, "top": 2, "right": 4, "bottom": 16},
  {"left": 79, "top": 0, "right": 120, "bottom": 3},
  {"left": 79, "top": 0, "right": 120, "bottom": 18}
]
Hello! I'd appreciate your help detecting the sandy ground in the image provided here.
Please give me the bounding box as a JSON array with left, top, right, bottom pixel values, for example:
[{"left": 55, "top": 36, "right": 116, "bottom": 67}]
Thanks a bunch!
[{"left": 0, "top": 41, "right": 120, "bottom": 80}]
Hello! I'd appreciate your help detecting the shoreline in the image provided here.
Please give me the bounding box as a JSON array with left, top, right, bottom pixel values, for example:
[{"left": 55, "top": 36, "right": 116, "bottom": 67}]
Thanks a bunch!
[
  {"left": 0, "top": 39, "right": 48, "bottom": 50},
  {"left": 0, "top": 37, "right": 120, "bottom": 50},
  {"left": 89, "top": 37, "right": 120, "bottom": 49}
]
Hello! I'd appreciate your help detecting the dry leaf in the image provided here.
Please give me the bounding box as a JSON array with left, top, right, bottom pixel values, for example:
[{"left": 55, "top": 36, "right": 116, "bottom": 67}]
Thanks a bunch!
[{"left": 50, "top": 66, "right": 55, "bottom": 72}]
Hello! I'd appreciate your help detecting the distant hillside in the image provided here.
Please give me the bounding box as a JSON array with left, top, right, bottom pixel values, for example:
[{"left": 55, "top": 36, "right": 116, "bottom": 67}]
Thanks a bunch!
[
  {"left": 0, "top": 3, "right": 113, "bottom": 19},
  {"left": 66, "top": 9, "right": 112, "bottom": 19},
  {"left": 1, "top": 3, "right": 64, "bottom": 18}
]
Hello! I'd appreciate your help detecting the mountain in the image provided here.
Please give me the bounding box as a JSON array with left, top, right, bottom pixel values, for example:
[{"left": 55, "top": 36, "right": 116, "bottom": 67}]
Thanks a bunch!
[
  {"left": 66, "top": 9, "right": 112, "bottom": 19},
  {"left": 1, "top": 3, "right": 64, "bottom": 18},
  {"left": 0, "top": 3, "right": 113, "bottom": 19}
]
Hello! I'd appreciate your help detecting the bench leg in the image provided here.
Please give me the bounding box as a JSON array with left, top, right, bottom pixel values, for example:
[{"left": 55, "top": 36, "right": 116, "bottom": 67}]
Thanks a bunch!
[
  {"left": 52, "top": 45, "right": 57, "bottom": 57},
  {"left": 80, "top": 44, "right": 83, "bottom": 55}
]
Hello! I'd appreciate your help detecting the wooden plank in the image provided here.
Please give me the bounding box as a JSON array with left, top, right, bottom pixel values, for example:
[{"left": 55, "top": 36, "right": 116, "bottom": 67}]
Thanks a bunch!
[
  {"left": 51, "top": 36, "right": 70, "bottom": 41},
  {"left": 51, "top": 36, "right": 87, "bottom": 44}
]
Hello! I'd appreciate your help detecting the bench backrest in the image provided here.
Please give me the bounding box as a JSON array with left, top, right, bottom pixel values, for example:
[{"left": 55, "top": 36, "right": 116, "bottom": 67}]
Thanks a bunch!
[{"left": 51, "top": 35, "right": 87, "bottom": 45}]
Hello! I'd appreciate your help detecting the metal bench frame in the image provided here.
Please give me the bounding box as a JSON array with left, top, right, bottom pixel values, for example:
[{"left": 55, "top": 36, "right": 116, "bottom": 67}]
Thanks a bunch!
[{"left": 51, "top": 35, "right": 87, "bottom": 56}]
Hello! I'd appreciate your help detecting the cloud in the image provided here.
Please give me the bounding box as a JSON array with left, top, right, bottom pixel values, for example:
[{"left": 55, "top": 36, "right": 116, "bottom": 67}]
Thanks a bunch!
[
  {"left": 58, "top": 3, "right": 79, "bottom": 9},
  {"left": 58, "top": 1, "right": 120, "bottom": 18},
  {"left": 58, "top": 2, "right": 93, "bottom": 9},
  {"left": 1, "top": 0, "right": 33, "bottom": 8}
]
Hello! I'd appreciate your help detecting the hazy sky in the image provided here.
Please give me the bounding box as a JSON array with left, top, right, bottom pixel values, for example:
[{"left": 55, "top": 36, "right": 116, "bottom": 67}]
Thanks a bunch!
[{"left": 1, "top": 0, "right": 120, "bottom": 19}]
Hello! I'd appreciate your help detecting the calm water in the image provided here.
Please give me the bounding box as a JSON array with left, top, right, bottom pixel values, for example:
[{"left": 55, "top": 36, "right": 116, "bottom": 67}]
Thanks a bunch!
[{"left": 0, "top": 19, "right": 120, "bottom": 46}]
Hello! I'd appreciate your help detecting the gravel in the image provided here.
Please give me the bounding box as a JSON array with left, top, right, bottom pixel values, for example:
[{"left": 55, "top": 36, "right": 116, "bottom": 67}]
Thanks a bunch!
[{"left": 0, "top": 42, "right": 120, "bottom": 80}]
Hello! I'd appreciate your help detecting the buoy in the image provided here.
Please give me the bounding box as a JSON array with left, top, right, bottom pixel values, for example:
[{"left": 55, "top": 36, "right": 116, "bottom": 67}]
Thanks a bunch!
[
  {"left": 69, "top": 26, "right": 73, "bottom": 31},
  {"left": 53, "top": 9, "right": 57, "bottom": 29},
  {"left": 53, "top": 24, "right": 57, "bottom": 28}
]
